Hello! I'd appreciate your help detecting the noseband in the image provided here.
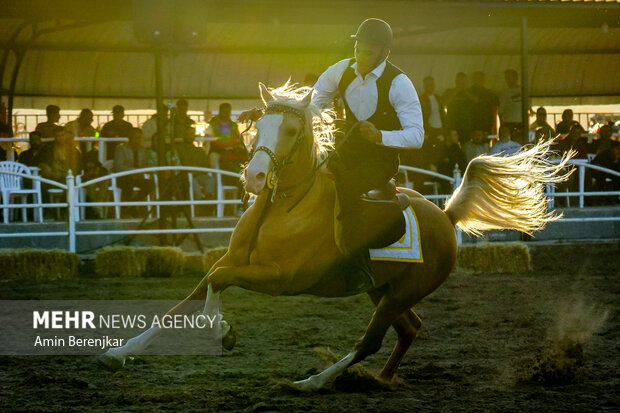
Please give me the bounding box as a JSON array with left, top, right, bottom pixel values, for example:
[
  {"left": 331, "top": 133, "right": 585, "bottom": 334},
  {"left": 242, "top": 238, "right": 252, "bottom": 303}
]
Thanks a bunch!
[{"left": 249, "top": 103, "right": 307, "bottom": 201}]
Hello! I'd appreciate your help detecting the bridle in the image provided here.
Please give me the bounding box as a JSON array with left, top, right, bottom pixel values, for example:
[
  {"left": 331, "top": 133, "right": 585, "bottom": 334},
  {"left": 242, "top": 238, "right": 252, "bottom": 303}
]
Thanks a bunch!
[{"left": 248, "top": 103, "right": 308, "bottom": 202}]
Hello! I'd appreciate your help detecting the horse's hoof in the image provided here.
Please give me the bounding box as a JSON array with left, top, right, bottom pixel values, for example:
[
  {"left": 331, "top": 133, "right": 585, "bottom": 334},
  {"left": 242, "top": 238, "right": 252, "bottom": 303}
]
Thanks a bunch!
[
  {"left": 292, "top": 376, "right": 323, "bottom": 392},
  {"left": 222, "top": 324, "right": 236, "bottom": 351},
  {"left": 94, "top": 351, "right": 125, "bottom": 372}
]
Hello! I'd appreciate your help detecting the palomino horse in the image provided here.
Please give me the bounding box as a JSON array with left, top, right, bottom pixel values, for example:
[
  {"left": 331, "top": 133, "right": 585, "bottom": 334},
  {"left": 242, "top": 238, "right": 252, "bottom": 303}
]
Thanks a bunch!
[{"left": 99, "top": 84, "right": 571, "bottom": 391}]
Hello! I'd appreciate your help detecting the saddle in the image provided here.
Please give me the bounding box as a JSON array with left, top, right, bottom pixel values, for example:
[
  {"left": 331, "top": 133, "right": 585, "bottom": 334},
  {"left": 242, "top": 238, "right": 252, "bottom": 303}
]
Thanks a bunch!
[{"left": 360, "top": 180, "right": 408, "bottom": 249}]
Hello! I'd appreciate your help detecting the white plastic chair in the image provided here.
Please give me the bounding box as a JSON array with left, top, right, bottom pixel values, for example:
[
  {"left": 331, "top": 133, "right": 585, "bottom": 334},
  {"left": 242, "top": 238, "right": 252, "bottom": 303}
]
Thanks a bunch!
[{"left": 0, "top": 161, "right": 43, "bottom": 223}]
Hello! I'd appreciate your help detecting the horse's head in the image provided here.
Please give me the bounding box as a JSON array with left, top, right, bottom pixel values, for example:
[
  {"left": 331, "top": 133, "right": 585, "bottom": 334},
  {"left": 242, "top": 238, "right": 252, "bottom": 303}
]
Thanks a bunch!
[{"left": 244, "top": 83, "right": 314, "bottom": 195}]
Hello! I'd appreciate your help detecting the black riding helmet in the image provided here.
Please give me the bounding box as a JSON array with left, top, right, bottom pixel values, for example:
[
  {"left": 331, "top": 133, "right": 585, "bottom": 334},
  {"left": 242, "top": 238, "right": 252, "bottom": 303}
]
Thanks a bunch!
[{"left": 351, "top": 18, "right": 393, "bottom": 48}]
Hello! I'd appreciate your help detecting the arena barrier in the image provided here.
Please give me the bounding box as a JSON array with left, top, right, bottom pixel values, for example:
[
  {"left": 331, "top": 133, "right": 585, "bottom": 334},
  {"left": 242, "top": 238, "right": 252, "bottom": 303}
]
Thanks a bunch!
[{"left": 0, "top": 163, "right": 618, "bottom": 252}]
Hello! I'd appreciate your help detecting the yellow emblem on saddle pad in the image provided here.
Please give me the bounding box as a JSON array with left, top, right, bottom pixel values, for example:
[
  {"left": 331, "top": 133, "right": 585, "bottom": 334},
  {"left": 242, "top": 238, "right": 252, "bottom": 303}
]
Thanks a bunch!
[{"left": 370, "top": 206, "right": 423, "bottom": 263}]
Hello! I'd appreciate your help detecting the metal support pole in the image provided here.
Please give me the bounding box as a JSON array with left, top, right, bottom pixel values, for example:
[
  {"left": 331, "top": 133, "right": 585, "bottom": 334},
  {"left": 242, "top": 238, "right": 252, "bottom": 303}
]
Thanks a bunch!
[
  {"left": 66, "top": 169, "right": 76, "bottom": 253},
  {"left": 520, "top": 16, "right": 529, "bottom": 145},
  {"left": 154, "top": 49, "right": 166, "bottom": 166},
  {"left": 453, "top": 165, "right": 463, "bottom": 245}
]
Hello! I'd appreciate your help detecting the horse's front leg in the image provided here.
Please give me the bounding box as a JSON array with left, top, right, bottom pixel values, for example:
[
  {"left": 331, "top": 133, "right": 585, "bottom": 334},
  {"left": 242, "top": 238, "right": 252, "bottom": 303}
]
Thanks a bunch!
[{"left": 208, "top": 264, "right": 289, "bottom": 296}]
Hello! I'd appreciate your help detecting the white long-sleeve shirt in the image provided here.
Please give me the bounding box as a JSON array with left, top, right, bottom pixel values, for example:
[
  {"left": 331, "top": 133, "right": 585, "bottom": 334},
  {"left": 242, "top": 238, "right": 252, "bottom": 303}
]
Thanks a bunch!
[{"left": 313, "top": 59, "right": 424, "bottom": 149}]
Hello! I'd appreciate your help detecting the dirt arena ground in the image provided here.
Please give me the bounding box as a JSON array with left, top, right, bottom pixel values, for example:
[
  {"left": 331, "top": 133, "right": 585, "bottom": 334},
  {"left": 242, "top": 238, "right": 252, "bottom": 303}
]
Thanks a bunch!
[{"left": 1, "top": 243, "right": 618, "bottom": 412}]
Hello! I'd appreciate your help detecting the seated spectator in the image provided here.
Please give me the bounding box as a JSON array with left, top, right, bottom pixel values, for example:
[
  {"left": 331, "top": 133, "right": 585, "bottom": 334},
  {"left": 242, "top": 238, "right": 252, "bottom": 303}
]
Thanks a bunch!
[
  {"left": 176, "top": 126, "right": 215, "bottom": 201},
  {"left": 463, "top": 130, "right": 490, "bottom": 165},
  {"left": 82, "top": 156, "right": 109, "bottom": 219},
  {"left": 589, "top": 142, "right": 620, "bottom": 205},
  {"left": 436, "top": 130, "right": 466, "bottom": 194},
  {"left": 38, "top": 128, "right": 83, "bottom": 182},
  {"left": 100, "top": 105, "right": 134, "bottom": 160},
  {"left": 113, "top": 128, "right": 154, "bottom": 217},
  {"left": 555, "top": 109, "right": 582, "bottom": 135},
  {"left": 533, "top": 126, "right": 552, "bottom": 144},
  {"left": 18, "top": 131, "right": 44, "bottom": 167},
  {"left": 0, "top": 121, "right": 11, "bottom": 161},
  {"left": 65, "top": 108, "right": 96, "bottom": 153},
  {"left": 35, "top": 104, "right": 64, "bottom": 138},
  {"left": 490, "top": 125, "right": 522, "bottom": 156},
  {"left": 593, "top": 124, "right": 614, "bottom": 155},
  {"left": 569, "top": 124, "right": 589, "bottom": 159},
  {"left": 529, "top": 107, "right": 555, "bottom": 142},
  {"left": 173, "top": 99, "right": 196, "bottom": 140}
]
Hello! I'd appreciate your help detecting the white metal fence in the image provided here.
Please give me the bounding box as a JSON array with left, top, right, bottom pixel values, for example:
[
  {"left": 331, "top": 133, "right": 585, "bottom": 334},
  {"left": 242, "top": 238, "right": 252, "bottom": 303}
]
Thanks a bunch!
[{"left": 0, "top": 162, "right": 618, "bottom": 252}]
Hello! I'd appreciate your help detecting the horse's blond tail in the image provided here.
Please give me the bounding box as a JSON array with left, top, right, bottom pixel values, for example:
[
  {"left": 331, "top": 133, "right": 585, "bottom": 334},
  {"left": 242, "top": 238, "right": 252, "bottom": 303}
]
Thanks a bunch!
[{"left": 444, "top": 140, "right": 574, "bottom": 236}]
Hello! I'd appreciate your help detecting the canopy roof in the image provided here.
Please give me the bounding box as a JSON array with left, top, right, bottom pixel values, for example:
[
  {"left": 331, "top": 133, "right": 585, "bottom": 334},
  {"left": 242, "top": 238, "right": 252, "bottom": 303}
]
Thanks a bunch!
[{"left": 1, "top": 0, "right": 619, "bottom": 110}]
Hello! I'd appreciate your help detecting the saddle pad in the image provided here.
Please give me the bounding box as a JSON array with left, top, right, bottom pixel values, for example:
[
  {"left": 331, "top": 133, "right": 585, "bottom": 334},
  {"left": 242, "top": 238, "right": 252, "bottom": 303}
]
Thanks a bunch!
[{"left": 370, "top": 206, "right": 423, "bottom": 263}]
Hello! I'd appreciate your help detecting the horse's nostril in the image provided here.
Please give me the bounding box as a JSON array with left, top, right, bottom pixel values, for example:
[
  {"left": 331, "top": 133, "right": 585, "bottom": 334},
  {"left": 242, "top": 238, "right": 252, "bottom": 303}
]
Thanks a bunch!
[{"left": 256, "top": 172, "right": 266, "bottom": 181}]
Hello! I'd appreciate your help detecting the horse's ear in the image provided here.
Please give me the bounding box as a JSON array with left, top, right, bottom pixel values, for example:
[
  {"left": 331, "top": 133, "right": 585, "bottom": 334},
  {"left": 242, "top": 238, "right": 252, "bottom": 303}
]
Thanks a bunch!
[
  {"left": 259, "top": 82, "right": 275, "bottom": 104},
  {"left": 300, "top": 89, "right": 313, "bottom": 107}
]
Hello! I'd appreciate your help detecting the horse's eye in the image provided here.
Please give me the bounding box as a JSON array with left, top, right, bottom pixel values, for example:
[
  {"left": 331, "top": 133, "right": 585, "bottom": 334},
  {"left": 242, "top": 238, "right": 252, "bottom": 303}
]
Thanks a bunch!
[{"left": 287, "top": 127, "right": 297, "bottom": 137}]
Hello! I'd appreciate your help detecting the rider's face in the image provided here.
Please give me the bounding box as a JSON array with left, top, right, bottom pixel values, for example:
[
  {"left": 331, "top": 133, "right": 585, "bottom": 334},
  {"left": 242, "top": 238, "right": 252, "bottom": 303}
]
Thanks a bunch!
[{"left": 354, "top": 41, "right": 388, "bottom": 76}]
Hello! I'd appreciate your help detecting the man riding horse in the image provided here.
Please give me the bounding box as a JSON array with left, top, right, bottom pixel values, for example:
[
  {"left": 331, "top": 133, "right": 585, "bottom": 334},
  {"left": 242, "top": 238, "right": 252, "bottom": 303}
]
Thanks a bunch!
[{"left": 243, "top": 18, "right": 424, "bottom": 292}]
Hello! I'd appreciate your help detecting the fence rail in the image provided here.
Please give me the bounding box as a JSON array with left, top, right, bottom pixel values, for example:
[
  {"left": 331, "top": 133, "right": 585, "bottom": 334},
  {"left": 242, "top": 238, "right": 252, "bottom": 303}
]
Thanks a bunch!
[{"left": 0, "top": 163, "right": 618, "bottom": 252}]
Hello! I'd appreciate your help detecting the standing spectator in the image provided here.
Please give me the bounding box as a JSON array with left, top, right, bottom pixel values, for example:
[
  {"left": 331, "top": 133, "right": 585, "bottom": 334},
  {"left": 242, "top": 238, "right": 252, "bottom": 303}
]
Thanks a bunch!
[
  {"left": 499, "top": 69, "right": 530, "bottom": 145},
  {"left": 100, "top": 105, "right": 134, "bottom": 160},
  {"left": 208, "top": 103, "right": 248, "bottom": 207},
  {"left": 490, "top": 125, "right": 522, "bottom": 156},
  {"left": 406, "top": 75, "right": 445, "bottom": 189},
  {"left": 436, "top": 130, "right": 466, "bottom": 194},
  {"left": 113, "top": 128, "right": 154, "bottom": 217},
  {"left": 35, "top": 104, "right": 64, "bottom": 138},
  {"left": 142, "top": 104, "right": 168, "bottom": 148},
  {"left": 37, "top": 129, "right": 83, "bottom": 182},
  {"left": 463, "top": 129, "right": 490, "bottom": 165},
  {"left": 555, "top": 109, "right": 582, "bottom": 135},
  {"left": 65, "top": 108, "right": 96, "bottom": 153},
  {"left": 442, "top": 72, "right": 474, "bottom": 144},
  {"left": 174, "top": 99, "right": 196, "bottom": 140},
  {"left": 419, "top": 76, "right": 446, "bottom": 142},
  {"left": 469, "top": 71, "right": 499, "bottom": 135},
  {"left": 18, "top": 131, "right": 44, "bottom": 167},
  {"left": 176, "top": 126, "right": 215, "bottom": 204},
  {"left": 529, "top": 107, "right": 555, "bottom": 142}
]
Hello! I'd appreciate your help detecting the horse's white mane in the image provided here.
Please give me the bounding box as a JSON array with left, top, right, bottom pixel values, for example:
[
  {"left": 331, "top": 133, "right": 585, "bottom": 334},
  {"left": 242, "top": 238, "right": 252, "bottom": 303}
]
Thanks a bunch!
[{"left": 265, "top": 81, "right": 335, "bottom": 158}]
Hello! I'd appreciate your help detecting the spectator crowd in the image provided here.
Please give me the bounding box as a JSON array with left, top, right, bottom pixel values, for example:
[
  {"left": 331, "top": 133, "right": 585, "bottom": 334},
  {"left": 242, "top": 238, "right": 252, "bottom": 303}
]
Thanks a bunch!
[
  {"left": 0, "top": 100, "right": 249, "bottom": 219},
  {"left": 0, "top": 67, "right": 619, "bottom": 221}
]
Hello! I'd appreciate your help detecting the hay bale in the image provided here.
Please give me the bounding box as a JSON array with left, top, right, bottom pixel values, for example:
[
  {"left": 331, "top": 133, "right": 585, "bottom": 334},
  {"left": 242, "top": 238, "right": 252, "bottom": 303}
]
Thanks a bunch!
[
  {"left": 203, "top": 247, "right": 228, "bottom": 272},
  {"left": 96, "top": 246, "right": 185, "bottom": 278},
  {"left": 0, "top": 249, "right": 78, "bottom": 280},
  {"left": 457, "top": 242, "right": 531, "bottom": 273},
  {"left": 184, "top": 253, "right": 207, "bottom": 274},
  {"left": 145, "top": 247, "right": 185, "bottom": 278}
]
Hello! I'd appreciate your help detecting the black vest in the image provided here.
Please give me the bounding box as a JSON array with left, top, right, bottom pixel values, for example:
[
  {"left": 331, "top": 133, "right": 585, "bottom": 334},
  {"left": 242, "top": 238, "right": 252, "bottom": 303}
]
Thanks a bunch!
[{"left": 337, "top": 58, "right": 404, "bottom": 174}]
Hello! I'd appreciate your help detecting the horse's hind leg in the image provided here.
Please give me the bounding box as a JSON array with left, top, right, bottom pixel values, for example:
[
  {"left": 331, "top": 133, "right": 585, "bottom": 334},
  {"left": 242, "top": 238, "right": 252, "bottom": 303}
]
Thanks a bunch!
[
  {"left": 379, "top": 310, "right": 421, "bottom": 381},
  {"left": 294, "top": 289, "right": 412, "bottom": 391}
]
